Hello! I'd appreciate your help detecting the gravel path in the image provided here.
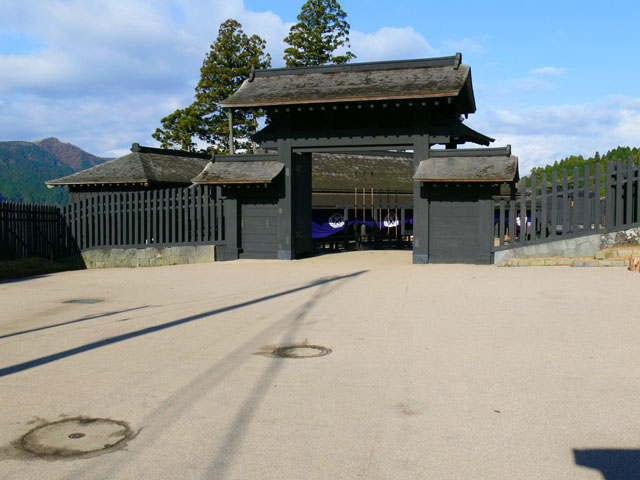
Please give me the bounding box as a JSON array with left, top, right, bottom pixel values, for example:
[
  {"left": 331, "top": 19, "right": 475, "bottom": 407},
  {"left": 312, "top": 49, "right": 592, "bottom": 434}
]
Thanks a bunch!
[{"left": 1, "top": 251, "right": 638, "bottom": 479}]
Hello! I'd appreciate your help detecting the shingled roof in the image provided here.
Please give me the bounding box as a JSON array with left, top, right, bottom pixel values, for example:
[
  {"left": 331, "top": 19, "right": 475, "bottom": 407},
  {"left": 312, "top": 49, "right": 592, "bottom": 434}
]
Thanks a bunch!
[
  {"left": 221, "top": 54, "right": 477, "bottom": 114},
  {"left": 46, "top": 145, "right": 210, "bottom": 186},
  {"left": 312, "top": 152, "right": 413, "bottom": 192},
  {"left": 413, "top": 147, "right": 519, "bottom": 182},
  {"left": 192, "top": 158, "right": 285, "bottom": 184}
]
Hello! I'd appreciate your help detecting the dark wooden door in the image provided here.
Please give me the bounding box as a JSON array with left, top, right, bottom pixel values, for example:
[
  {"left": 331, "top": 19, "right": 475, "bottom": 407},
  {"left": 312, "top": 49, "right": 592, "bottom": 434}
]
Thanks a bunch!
[
  {"left": 241, "top": 204, "right": 279, "bottom": 259},
  {"left": 428, "top": 190, "right": 479, "bottom": 263}
]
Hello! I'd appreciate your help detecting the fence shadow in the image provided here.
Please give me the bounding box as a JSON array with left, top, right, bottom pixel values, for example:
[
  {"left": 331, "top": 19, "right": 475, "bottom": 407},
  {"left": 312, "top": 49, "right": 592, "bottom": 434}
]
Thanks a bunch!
[
  {"left": 0, "top": 254, "right": 86, "bottom": 283},
  {"left": 574, "top": 448, "right": 640, "bottom": 480},
  {"left": 0, "top": 305, "right": 153, "bottom": 340},
  {"left": 0, "top": 270, "right": 367, "bottom": 378}
]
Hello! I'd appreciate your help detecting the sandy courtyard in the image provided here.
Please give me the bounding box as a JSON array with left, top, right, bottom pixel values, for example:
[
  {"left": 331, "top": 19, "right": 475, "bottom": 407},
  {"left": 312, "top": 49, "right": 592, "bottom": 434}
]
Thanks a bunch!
[{"left": 0, "top": 251, "right": 638, "bottom": 479}]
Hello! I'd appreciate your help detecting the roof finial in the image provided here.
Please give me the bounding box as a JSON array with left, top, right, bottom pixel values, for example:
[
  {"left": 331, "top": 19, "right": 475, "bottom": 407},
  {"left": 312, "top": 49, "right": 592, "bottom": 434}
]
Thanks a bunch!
[
  {"left": 248, "top": 65, "right": 255, "bottom": 82},
  {"left": 131, "top": 143, "right": 140, "bottom": 152},
  {"left": 454, "top": 53, "right": 462, "bottom": 70}
]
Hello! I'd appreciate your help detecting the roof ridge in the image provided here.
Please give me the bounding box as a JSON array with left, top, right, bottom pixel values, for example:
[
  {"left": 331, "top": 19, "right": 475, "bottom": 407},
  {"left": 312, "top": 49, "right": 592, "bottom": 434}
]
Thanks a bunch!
[
  {"left": 253, "top": 54, "right": 462, "bottom": 78},
  {"left": 131, "top": 143, "right": 211, "bottom": 159}
]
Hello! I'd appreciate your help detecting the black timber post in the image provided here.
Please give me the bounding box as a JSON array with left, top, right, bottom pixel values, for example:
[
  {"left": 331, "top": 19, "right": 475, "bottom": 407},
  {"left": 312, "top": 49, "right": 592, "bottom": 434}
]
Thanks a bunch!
[
  {"left": 412, "top": 135, "right": 430, "bottom": 264},
  {"left": 476, "top": 186, "right": 495, "bottom": 264},
  {"left": 277, "top": 139, "right": 294, "bottom": 259},
  {"left": 294, "top": 152, "right": 313, "bottom": 257},
  {"left": 221, "top": 194, "right": 240, "bottom": 260}
]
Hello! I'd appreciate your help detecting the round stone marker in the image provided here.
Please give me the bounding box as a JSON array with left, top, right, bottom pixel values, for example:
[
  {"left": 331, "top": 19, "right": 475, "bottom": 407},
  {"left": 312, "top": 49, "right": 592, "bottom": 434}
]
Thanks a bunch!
[
  {"left": 21, "top": 418, "right": 132, "bottom": 457},
  {"left": 272, "top": 345, "right": 331, "bottom": 358}
]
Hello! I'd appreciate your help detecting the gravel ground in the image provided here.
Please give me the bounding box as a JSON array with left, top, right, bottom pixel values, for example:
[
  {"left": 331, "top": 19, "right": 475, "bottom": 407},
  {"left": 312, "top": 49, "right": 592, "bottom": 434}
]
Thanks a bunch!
[{"left": 0, "top": 251, "right": 639, "bottom": 479}]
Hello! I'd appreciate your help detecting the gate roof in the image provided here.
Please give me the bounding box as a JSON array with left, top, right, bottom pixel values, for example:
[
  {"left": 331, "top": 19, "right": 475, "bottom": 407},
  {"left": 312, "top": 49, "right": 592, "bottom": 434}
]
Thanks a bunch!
[
  {"left": 221, "top": 54, "right": 476, "bottom": 115},
  {"left": 413, "top": 147, "right": 519, "bottom": 182}
]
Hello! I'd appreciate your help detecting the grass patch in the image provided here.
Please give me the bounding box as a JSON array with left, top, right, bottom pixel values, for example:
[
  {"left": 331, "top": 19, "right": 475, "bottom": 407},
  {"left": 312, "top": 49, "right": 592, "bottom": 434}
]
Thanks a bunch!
[{"left": 0, "top": 256, "right": 85, "bottom": 281}]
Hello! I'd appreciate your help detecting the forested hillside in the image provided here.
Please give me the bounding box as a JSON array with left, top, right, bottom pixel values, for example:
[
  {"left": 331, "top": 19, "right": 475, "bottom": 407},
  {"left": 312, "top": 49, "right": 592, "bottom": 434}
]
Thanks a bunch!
[
  {"left": 34, "top": 137, "right": 109, "bottom": 171},
  {"left": 0, "top": 142, "right": 74, "bottom": 204},
  {"left": 530, "top": 146, "right": 639, "bottom": 180},
  {"left": 0, "top": 138, "right": 110, "bottom": 205}
]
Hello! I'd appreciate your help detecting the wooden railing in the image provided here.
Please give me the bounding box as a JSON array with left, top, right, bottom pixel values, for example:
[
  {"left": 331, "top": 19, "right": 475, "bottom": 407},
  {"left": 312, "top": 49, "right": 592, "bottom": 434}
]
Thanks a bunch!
[
  {"left": 494, "top": 159, "right": 639, "bottom": 250},
  {"left": 0, "top": 202, "right": 77, "bottom": 260},
  {"left": 61, "top": 186, "right": 224, "bottom": 251}
]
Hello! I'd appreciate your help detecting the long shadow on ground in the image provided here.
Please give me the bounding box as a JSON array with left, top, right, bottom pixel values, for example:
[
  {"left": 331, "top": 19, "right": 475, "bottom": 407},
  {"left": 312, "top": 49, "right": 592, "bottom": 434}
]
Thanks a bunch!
[
  {"left": 0, "top": 271, "right": 367, "bottom": 378},
  {"left": 0, "top": 306, "right": 155, "bottom": 340},
  {"left": 205, "top": 276, "right": 339, "bottom": 478}
]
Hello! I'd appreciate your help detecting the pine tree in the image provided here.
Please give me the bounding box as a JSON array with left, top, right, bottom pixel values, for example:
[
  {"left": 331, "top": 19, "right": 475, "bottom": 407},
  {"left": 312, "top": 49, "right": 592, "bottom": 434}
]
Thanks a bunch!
[
  {"left": 283, "top": 0, "right": 355, "bottom": 67},
  {"left": 152, "top": 106, "right": 204, "bottom": 152},
  {"left": 153, "top": 19, "right": 271, "bottom": 153},
  {"left": 195, "top": 19, "right": 271, "bottom": 152}
]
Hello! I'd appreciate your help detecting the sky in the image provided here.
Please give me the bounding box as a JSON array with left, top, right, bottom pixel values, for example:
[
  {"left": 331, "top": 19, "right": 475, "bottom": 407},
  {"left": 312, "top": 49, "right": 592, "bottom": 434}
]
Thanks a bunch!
[{"left": 1, "top": 0, "right": 639, "bottom": 173}]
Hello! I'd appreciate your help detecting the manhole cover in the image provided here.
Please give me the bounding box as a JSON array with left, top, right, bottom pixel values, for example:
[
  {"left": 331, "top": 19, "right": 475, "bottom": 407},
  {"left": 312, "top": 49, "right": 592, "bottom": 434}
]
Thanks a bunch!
[
  {"left": 63, "top": 299, "right": 103, "bottom": 304},
  {"left": 21, "top": 418, "right": 133, "bottom": 458},
  {"left": 272, "top": 345, "right": 332, "bottom": 358}
]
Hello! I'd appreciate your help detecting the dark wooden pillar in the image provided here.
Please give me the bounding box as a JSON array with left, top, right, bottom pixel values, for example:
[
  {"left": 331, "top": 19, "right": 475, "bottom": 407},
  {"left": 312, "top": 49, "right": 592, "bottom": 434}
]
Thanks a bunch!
[
  {"left": 412, "top": 135, "right": 430, "bottom": 264},
  {"left": 293, "top": 152, "right": 313, "bottom": 257},
  {"left": 476, "top": 186, "right": 495, "bottom": 264},
  {"left": 221, "top": 194, "right": 240, "bottom": 260},
  {"left": 276, "top": 139, "right": 293, "bottom": 259}
]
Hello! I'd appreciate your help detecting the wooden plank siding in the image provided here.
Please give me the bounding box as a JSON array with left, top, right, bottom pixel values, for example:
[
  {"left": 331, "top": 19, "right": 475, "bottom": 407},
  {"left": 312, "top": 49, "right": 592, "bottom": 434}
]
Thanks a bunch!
[
  {"left": 0, "top": 186, "right": 225, "bottom": 261},
  {"left": 493, "top": 160, "right": 639, "bottom": 251},
  {"left": 67, "top": 185, "right": 224, "bottom": 250},
  {"left": 0, "top": 202, "right": 77, "bottom": 260}
]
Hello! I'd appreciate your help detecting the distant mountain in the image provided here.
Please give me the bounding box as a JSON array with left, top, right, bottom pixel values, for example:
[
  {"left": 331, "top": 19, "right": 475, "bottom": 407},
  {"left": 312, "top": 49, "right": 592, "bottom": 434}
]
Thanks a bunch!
[
  {"left": 0, "top": 139, "right": 111, "bottom": 205},
  {"left": 34, "top": 137, "right": 111, "bottom": 171}
]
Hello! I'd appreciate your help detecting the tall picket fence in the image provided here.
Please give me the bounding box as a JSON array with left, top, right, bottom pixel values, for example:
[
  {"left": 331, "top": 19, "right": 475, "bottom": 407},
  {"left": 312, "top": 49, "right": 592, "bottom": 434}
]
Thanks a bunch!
[
  {"left": 0, "top": 186, "right": 224, "bottom": 261},
  {"left": 61, "top": 186, "right": 224, "bottom": 250},
  {"left": 0, "top": 202, "right": 76, "bottom": 260},
  {"left": 494, "top": 159, "right": 639, "bottom": 250}
]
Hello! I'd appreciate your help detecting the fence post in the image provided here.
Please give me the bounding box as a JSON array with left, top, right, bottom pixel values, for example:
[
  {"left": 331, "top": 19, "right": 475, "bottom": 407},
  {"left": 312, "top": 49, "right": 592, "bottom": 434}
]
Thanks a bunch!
[
  {"left": 583, "top": 164, "right": 591, "bottom": 232},
  {"left": 572, "top": 166, "right": 580, "bottom": 233},
  {"left": 561, "top": 168, "right": 569, "bottom": 235},
  {"left": 550, "top": 170, "right": 558, "bottom": 237},
  {"left": 498, "top": 199, "right": 505, "bottom": 246},
  {"left": 540, "top": 173, "right": 547, "bottom": 240},
  {"left": 530, "top": 175, "right": 537, "bottom": 241},
  {"left": 636, "top": 160, "right": 640, "bottom": 225},
  {"left": 615, "top": 159, "right": 624, "bottom": 227},
  {"left": 626, "top": 157, "right": 633, "bottom": 226},
  {"left": 594, "top": 163, "right": 602, "bottom": 230},
  {"left": 519, "top": 177, "right": 526, "bottom": 244}
]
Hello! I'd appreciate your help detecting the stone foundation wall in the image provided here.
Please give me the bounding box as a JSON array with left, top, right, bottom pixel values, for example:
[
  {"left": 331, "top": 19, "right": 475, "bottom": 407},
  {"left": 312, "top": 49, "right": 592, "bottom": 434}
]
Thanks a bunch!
[
  {"left": 494, "top": 226, "right": 640, "bottom": 265},
  {"left": 81, "top": 245, "right": 218, "bottom": 268}
]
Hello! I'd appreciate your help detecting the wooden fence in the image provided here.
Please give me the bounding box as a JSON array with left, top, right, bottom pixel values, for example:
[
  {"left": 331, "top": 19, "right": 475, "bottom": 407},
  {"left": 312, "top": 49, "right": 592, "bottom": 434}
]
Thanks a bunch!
[
  {"left": 494, "top": 159, "right": 639, "bottom": 250},
  {"left": 61, "top": 186, "right": 224, "bottom": 251},
  {"left": 0, "top": 202, "right": 76, "bottom": 260},
  {"left": 1, "top": 186, "right": 224, "bottom": 261}
]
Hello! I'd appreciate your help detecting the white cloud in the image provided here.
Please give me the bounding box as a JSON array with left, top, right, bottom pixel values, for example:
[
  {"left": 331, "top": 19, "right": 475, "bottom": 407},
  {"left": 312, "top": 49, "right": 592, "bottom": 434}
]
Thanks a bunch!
[
  {"left": 0, "top": 93, "right": 186, "bottom": 157},
  {"left": 1, "top": 0, "right": 635, "bottom": 173},
  {"left": 442, "top": 36, "right": 488, "bottom": 56},
  {"left": 466, "top": 96, "right": 640, "bottom": 174},
  {"left": 530, "top": 66, "right": 568, "bottom": 76},
  {"left": 0, "top": 2, "right": 444, "bottom": 155},
  {"left": 349, "top": 27, "right": 437, "bottom": 62},
  {"left": 0, "top": 0, "right": 293, "bottom": 154}
]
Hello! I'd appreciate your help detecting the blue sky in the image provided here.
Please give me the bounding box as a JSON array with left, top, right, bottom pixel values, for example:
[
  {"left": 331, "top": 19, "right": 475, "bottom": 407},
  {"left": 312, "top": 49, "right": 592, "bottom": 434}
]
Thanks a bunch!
[{"left": 1, "top": 0, "right": 639, "bottom": 172}]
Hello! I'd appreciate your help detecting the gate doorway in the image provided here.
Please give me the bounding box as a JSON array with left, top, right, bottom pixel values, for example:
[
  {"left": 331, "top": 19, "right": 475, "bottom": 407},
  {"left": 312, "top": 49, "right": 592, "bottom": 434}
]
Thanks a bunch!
[
  {"left": 312, "top": 204, "right": 413, "bottom": 253},
  {"left": 310, "top": 152, "right": 414, "bottom": 255}
]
